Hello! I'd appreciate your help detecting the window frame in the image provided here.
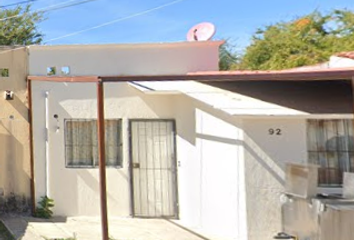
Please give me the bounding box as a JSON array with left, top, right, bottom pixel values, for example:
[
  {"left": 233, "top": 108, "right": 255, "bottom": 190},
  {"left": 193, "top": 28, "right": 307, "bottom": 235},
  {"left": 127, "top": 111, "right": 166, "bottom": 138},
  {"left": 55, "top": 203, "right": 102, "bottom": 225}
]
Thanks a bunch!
[
  {"left": 306, "top": 118, "right": 354, "bottom": 188},
  {"left": 64, "top": 118, "right": 123, "bottom": 169}
]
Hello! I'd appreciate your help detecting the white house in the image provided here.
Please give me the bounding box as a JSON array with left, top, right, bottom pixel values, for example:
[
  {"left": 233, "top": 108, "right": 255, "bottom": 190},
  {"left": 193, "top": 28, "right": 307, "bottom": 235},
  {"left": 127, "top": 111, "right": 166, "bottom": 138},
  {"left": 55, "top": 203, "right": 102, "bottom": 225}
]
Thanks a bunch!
[
  {"left": 27, "top": 42, "right": 354, "bottom": 240},
  {"left": 29, "top": 42, "right": 247, "bottom": 239}
]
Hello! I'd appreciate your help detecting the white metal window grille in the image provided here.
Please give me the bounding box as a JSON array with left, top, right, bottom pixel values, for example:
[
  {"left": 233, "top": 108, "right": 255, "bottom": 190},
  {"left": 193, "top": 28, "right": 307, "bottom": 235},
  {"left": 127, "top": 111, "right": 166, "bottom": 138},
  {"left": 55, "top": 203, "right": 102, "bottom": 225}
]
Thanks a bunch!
[
  {"left": 65, "top": 119, "right": 122, "bottom": 168},
  {"left": 307, "top": 119, "right": 354, "bottom": 186}
]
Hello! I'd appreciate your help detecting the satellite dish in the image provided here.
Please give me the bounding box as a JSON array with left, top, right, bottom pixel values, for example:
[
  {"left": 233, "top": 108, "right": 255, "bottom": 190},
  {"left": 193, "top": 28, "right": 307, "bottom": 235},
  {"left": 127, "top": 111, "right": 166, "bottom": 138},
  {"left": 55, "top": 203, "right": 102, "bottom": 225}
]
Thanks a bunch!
[{"left": 187, "top": 22, "right": 216, "bottom": 41}]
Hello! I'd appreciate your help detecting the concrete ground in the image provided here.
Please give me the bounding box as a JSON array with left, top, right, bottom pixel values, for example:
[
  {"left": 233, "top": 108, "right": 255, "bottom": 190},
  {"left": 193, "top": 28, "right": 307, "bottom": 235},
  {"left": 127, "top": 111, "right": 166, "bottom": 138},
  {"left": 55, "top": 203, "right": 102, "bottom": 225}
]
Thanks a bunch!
[{"left": 0, "top": 216, "right": 223, "bottom": 240}]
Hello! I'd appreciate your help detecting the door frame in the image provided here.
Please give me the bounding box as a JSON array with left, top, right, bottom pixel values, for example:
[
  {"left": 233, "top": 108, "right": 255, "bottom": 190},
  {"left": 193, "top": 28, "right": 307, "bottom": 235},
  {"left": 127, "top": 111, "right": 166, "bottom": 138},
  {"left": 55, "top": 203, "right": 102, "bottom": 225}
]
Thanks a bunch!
[{"left": 128, "top": 119, "right": 179, "bottom": 219}]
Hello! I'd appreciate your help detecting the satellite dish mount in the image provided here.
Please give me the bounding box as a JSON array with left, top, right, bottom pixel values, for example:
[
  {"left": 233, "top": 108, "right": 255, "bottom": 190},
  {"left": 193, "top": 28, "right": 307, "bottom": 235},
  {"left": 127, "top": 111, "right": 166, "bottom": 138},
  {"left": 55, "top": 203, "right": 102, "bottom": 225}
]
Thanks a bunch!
[{"left": 187, "top": 22, "right": 216, "bottom": 41}]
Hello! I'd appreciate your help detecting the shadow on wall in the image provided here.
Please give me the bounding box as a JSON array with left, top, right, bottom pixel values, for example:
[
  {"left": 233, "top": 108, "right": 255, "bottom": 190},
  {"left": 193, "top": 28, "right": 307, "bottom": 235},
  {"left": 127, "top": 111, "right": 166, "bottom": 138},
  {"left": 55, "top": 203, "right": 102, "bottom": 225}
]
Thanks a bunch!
[
  {"left": 46, "top": 101, "right": 120, "bottom": 216},
  {"left": 103, "top": 83, "right": 177, "bottom": 122},
  {"left": 195, "top": 132, "right": 284, "bottom": 186},
  {"left": 77, "top": 171, "right": 120, "bottom": 201},
  {"left": 170, "top": 95, "right": 197, "bottom": 146},
  {"left": 188, "top": 95, "right": 286, "bottom": 239},
  {"left": 7, "top": 93, "right": 29, "bottom": 121},
  {"left": 190, "top": 96, "right": 285, "bottom": 186},
  {"left": 0, "top": 121, "right": 31, "bottom": 213},
  {"left": 174, "top": 96, "right": 285, "bottom": 239},
  {"left": 207, "top": 80, "right": 353, "bottom": 114},
  {"left": 55, "top": 82, "right": 176, "bottom": 118}
]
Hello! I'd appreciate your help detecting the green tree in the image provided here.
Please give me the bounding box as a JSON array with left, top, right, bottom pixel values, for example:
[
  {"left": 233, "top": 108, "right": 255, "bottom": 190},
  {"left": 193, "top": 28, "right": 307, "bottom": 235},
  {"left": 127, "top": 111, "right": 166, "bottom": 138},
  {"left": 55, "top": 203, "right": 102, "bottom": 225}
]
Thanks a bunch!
[
  {"left": 0, "top": 5, "right": 44, "bottom": 45},
  {"left": 219, "top": 41, "right": 241, "bottom": 70},
  {"left": 241, "top": 10, "right": 354, "bottom": 70}
]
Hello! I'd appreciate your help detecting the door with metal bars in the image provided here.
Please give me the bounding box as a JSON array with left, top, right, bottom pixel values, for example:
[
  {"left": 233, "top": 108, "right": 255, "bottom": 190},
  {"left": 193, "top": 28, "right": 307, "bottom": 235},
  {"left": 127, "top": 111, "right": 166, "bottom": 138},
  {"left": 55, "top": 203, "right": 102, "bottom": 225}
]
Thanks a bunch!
[{"left": 130, "top": 120, "right": 178, "bottom": 218}]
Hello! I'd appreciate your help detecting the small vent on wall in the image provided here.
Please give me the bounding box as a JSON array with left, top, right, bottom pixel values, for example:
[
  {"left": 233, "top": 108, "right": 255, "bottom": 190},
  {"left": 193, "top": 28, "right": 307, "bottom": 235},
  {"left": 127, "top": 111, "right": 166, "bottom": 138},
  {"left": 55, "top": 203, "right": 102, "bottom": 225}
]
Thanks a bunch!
[
  {"left": 47, "top": 67, "right": 56, "bottom": 76},
  {"left": 61, "top": 66, "right": 70, "bottom": 76}
]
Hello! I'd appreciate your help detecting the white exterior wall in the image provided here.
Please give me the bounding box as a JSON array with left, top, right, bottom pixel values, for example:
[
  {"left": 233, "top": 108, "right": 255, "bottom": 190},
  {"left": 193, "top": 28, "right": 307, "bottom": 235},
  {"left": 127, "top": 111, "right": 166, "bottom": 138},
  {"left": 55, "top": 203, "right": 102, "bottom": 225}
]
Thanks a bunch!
[
  {"left": 32, "top": 82, "right": 177, "bottom": 216},
  {"left": 30, "top": 41, "right": 312, "bottom": 240},
  {"left": 29, "top": 40, "right": 342, "bottom": 240},
  {"left": 30, "top": 41, "right": 247, "bottom": 240},
  {"left": 28, "top": 42, "right": 221, "bottom": 76},
  {"left": 173, "top": 96, "right": 247, "bottom": 240},
  {"left": 196, "top": 109, "right": 247, "bottom": 240},
  {"left": 329, "top": 56, "right": 354, "bottom": 68},
  {"left": 242, "top": 119, "right": 307, "bottom": 240},
  {"left": 29, "top": 77, "right": 353, "bottom": 240},
  {"left": 31, "top": 83, "right": 247, "bottom": 239}
]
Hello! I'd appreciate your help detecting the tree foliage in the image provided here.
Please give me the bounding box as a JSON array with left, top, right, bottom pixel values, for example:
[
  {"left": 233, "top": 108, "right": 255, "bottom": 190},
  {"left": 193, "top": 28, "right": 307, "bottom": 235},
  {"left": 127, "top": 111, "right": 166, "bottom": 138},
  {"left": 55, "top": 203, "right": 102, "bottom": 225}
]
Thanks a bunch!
[
  {"left": 0, "top": 5, "right": 44, "bottom": 45},
  {"left": 240, "top": 10, "right": 354, "bottom": 70},
  {"left": 219, "top": 42, "right": 239, "bottom": 70}
]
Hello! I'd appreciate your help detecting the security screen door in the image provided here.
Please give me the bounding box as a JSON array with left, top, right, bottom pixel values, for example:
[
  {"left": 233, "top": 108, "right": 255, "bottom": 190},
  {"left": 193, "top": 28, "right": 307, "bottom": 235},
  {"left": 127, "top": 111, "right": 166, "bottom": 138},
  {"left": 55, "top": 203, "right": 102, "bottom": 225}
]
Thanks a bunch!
[{"left": 130, "top": 120, "right": 178, "bottom": 218}]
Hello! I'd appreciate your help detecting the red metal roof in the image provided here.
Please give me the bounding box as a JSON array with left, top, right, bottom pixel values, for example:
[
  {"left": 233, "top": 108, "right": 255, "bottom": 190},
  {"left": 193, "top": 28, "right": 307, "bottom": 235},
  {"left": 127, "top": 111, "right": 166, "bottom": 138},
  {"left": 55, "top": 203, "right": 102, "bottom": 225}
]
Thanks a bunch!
[
  {"left": 185, "top": 67, "right": 354, "bottom": 81},
  {"left": 28, "top": 67, "right": 354, "bottom": 82}
]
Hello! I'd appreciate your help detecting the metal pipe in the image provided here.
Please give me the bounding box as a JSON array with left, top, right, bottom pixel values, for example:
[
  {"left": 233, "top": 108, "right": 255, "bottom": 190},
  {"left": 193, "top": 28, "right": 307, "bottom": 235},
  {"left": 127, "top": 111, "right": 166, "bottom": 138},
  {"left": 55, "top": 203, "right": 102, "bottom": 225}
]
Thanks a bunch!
[
  {"left": 27, "top": 80, "right": 36, "bottom": 215},
  {"left": 45, "top": 91, "right": 50, "bottom": 197},
  {"left": 97, "top": 81, "right": 109, "bottom": 240}
]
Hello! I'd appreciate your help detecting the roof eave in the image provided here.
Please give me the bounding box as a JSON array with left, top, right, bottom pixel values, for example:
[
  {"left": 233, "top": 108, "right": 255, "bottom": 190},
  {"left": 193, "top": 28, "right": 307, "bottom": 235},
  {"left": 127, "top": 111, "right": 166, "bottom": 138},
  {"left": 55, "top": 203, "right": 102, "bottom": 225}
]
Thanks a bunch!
[
  {"left": 28, "top": 68, "right": 354, "bottom": 83},
  {"left": 101, "top": 69, "right": 354, "bottom": 82}
]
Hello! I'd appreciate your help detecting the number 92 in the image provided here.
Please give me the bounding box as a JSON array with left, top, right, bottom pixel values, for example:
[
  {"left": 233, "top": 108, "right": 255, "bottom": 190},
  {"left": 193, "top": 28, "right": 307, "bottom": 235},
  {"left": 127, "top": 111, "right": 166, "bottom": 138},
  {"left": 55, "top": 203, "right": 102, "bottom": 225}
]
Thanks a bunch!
[{"left": 269, "top": 128, "right": 281, "bottom": 135}]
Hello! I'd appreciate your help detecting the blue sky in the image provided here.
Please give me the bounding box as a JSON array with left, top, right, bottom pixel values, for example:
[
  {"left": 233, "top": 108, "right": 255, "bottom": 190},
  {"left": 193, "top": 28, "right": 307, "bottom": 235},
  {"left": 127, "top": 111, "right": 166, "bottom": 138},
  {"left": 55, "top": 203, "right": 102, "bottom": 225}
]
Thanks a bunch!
[{"left": 3, "top": 0, "right": 354, "bottom": 51}]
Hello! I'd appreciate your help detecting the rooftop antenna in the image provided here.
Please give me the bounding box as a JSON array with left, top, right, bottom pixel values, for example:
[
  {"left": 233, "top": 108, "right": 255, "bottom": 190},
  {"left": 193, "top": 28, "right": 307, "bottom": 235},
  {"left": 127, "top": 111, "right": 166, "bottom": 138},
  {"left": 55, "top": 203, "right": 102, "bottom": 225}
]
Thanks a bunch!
[{"left": 187, "top": 22, "right": 216, "bottom": 41}]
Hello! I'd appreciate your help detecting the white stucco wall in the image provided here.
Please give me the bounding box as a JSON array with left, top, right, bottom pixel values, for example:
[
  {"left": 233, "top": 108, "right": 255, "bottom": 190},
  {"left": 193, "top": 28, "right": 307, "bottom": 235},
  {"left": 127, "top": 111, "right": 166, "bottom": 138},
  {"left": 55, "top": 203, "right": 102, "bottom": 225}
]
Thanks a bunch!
[
  {"left": 173, "top": 95, "right": 248, "bottom": 240},
  {"left": 32, "top": 82, "right": 177, "bottom": 216},
  {"left": 329, "top": 56, "right": 354, "bottom": 68},
  {"left": 28, "top": 41, "right": 221, "bottom": 76},
  {"left": 242, "top": 119, "right": 307, "bottom": 240},
  {"left": 29, "top": 41, "right": 252, "bottom": 239},
  {"left": 31, "top": 82, "right": 318, "bottom": 240},
  {"left": 31, "top": 84, "right": 247, "bottom": 240},
  {"left": 196, "top": 109, "right": 246, "bottom": 240},
  {"left": 30, "top": 76, "right": 354, "bottom": 240}
]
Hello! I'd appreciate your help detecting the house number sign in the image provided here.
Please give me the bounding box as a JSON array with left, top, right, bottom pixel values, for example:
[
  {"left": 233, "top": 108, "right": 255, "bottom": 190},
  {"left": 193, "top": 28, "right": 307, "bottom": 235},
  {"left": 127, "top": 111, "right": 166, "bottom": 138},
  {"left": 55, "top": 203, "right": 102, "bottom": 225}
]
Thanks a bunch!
[{"left": 269, "top": 128, "right": 282, "bottom": 135}]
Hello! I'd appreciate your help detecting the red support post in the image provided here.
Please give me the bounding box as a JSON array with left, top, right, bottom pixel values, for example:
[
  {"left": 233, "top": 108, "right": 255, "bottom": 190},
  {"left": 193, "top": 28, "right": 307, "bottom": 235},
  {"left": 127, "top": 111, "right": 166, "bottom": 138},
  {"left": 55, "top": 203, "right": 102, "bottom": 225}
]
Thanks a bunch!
[{"left": 97, "top": 80, "right": 109, "bottom": 240}]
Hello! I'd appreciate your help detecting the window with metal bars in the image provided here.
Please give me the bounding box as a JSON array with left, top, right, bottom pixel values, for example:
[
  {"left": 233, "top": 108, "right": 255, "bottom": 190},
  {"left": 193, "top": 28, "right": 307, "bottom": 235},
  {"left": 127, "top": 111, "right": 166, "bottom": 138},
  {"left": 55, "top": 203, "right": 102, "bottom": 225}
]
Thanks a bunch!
[
  {"left": 65, "top": 119, "right": 122, "bottom": 168},
  {"left": 307, "top": 119, "right": 354, "bottom": 186}
]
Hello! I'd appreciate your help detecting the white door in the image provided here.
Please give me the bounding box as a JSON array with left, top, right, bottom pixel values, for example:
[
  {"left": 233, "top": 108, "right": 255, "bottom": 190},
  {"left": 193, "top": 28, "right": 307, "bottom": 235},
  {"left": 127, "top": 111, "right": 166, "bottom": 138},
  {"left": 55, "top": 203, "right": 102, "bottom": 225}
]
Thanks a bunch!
[{"left": 130, "top": 120, "right": 178, "bottom": 218}]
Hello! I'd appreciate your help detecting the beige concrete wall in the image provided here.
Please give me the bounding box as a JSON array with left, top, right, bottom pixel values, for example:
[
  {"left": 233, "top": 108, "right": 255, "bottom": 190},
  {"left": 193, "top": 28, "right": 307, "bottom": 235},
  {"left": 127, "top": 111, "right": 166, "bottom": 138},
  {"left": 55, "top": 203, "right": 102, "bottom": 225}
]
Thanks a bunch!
[
  {"left": 0, "top": 47, "right": 31, "bottom": 212},
  {"left": 243, "top": 119, "right": 307, "bottom": 240}
]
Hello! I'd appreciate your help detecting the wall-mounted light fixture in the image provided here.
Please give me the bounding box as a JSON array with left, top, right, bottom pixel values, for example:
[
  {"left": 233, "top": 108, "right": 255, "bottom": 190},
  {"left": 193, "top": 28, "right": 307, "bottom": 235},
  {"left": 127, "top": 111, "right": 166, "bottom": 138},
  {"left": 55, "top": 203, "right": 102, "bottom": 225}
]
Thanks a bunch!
[
  {"left": 54, "top": 114, "right": 60, "bottom": 133},
  {"left": 4, "top": 90, "right": 14, "bottom": 100}
]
